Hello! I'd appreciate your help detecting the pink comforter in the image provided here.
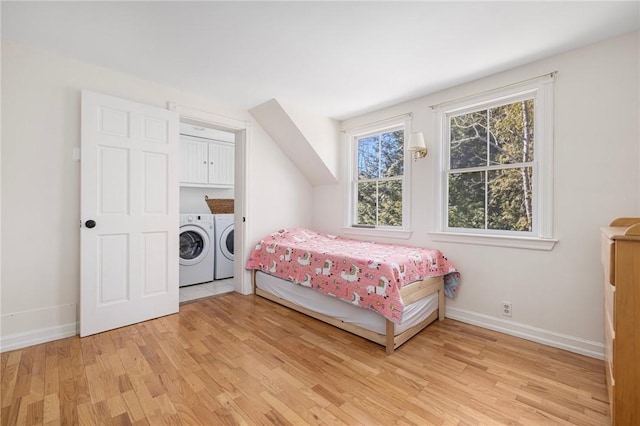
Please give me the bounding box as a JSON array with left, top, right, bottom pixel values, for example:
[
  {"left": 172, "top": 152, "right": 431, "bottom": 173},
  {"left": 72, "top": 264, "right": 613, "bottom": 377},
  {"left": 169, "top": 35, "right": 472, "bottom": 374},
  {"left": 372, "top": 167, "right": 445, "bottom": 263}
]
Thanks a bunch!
[{"left": 246, "top": 228, "right": 460, "bottom": 322}]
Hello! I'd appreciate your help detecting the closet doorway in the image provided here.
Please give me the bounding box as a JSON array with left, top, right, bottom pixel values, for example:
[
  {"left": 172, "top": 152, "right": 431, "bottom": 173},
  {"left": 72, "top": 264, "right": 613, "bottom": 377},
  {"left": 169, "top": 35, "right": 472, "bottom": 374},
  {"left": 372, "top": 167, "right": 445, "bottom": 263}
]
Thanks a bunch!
[{"left": 169, "top": 102, "right": 252, "bottom": 299}]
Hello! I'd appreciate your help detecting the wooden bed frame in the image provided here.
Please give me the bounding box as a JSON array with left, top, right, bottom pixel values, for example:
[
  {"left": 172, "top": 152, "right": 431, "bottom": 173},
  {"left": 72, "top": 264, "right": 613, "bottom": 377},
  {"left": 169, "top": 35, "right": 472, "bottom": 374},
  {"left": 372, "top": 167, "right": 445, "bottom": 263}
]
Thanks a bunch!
[{"left": 252, "top": 270, "right": 445, "bottom": 354}]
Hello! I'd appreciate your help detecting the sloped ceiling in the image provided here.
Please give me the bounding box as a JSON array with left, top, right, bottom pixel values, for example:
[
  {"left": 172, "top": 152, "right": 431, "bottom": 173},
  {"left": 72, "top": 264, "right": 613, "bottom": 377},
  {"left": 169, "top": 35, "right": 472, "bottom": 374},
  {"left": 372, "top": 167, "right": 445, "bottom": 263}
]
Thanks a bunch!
[{"left": 250, "top": 99, "right": 339, "bottom": 186}]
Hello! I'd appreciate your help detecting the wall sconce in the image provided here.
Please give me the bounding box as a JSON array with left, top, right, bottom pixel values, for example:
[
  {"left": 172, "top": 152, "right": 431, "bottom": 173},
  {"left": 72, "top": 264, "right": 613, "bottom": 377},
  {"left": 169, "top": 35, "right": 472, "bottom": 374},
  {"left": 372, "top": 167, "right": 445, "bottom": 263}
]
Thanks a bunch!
[{"left": 408, "top": 132, "right": 428, "bottom": 160}]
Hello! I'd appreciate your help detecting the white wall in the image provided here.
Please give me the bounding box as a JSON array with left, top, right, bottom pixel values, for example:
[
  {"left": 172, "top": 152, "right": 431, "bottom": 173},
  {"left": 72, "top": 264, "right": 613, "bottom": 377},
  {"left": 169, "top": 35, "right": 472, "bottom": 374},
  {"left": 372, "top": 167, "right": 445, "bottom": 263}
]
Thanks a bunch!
[
  {"left": 314, "top": 32, "right": 640, "bottom": 358},
  {"left": 0, "top": 40, "right": 312, "bottom": 350},
  {"left": 180, "top": 187, "right": 234, "bottom": 215}
]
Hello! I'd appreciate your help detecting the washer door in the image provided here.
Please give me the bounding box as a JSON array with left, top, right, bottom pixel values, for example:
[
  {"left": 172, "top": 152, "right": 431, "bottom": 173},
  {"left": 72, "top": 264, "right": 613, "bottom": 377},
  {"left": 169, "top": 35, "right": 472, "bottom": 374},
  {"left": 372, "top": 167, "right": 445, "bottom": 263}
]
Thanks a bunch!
[
  {"left": 220, "top": 225, "right": 234, "bottom": 261},
  {"left": 180, "top": 224, "right": 210, "bottom": 266}
]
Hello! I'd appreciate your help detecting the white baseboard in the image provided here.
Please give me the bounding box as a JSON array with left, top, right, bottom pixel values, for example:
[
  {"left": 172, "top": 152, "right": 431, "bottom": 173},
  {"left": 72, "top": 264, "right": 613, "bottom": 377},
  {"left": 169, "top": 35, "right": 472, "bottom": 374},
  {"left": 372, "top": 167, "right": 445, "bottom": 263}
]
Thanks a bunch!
[
  {"left": 0, "top": 322, "right": 78, "bottom": 352},
  {"left": 446, "top": 307, "right": 604, "bottom": 360},
  {"left": 0, "top": 304, "right": 604, "bottom": 359}
]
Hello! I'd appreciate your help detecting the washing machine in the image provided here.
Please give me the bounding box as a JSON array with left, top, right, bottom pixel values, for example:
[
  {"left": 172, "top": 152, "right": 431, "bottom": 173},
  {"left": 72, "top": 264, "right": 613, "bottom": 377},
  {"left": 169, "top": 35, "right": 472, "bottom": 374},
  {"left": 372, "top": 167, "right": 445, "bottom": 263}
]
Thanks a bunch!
[
  {"left": 179, "top": 214, "right": 215, "bottom": 287},
  {"left": 213, "top": 214, "right": 234, "bottom": 279}
]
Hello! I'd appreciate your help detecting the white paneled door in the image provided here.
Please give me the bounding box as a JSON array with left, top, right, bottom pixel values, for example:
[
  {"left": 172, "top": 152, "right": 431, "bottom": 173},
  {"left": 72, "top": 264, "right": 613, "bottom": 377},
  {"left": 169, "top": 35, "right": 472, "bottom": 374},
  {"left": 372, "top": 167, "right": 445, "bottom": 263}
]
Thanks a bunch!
[{"left": 80, "top": 91, "right": 179, "bottom": 337}]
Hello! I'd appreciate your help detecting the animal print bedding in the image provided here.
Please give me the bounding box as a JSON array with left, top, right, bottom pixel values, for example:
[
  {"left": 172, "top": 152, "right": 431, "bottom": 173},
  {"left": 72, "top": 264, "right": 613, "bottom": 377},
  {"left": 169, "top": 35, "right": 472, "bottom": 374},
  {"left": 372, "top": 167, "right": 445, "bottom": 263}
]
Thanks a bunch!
[{"left": 246, "top": 228, "right": 460, "bottom": 322}]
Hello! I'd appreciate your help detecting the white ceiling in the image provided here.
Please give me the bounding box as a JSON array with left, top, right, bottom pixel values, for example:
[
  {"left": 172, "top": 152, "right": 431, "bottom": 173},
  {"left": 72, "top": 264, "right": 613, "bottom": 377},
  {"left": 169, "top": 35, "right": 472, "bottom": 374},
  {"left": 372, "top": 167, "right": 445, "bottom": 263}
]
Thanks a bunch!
[{"left": 2, "top": 1, "right": 639, "bottom": 120}]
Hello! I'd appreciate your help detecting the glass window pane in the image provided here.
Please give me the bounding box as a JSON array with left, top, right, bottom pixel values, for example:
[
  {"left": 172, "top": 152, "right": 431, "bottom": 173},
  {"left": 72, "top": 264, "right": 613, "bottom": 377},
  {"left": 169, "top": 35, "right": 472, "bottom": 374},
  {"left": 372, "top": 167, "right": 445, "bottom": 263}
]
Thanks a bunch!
[
  {"left": 487, "top": 167, "right": 533, "bottom": 231},
  {"left": 357, "top": 182, "right": 377, "bottom": 225},
  {"left": 489, "top": 99, "right": 534, "bottom": 165},
  {"left": 450, "top": 111, "right": 487, "bottom": 169},
  {"left": 357, "top": 136, "right": 379, "bottom": 179},
  {"left": 378, "top": 180, "right": 402, "bottom": 227},
  {"left": 380, "top": 130, "right": 404, "bottom": 178},
  {"left": 448, "top": 171, "right": 485, "bottom": 229}
]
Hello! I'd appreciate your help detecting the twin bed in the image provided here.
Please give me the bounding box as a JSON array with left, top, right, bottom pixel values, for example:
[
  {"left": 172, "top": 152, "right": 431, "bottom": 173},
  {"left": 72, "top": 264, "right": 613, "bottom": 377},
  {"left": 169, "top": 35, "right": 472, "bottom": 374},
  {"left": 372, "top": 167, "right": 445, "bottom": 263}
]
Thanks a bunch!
[{"left": 246, "top": 228, "right": 460, "bottom": 354}]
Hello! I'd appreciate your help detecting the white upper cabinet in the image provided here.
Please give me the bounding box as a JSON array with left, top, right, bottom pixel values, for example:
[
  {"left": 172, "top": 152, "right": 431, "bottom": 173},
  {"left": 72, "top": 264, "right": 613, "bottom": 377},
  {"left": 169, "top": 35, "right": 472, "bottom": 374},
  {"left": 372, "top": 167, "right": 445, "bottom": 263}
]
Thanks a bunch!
[
  {"left": 180, "top": 137, "right": 209, "bottom": 184},
  {"left": 208, "top": 141, "right": 234, "bottom": 186},
  {"left": 179, "top": 124, "right": 234, "bottom": 188}
]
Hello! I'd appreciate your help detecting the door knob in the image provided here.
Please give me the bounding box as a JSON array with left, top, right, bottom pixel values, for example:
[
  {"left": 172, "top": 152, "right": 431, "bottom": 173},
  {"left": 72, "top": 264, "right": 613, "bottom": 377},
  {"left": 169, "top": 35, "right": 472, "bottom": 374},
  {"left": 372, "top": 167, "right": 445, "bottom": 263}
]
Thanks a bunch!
[{"left": 85, "top": 220, "right": 96, "bottom": 228}]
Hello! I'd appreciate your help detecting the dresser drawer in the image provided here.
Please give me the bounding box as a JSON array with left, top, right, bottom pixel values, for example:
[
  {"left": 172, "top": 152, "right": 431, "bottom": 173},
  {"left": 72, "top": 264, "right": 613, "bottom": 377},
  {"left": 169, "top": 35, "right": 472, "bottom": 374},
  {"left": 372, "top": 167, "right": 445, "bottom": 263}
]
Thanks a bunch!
[
  {"left": 604, "top": 281, "right": 615, "bottom": 330},
  {"left": 604, "top": 305, "right": 615, "bottom": 378},
  {"left": 605, "top": 360, "right": 615, "bottom": 425},
  {"left": 601, "top": 234, "right": 615, "bottom": 285}
]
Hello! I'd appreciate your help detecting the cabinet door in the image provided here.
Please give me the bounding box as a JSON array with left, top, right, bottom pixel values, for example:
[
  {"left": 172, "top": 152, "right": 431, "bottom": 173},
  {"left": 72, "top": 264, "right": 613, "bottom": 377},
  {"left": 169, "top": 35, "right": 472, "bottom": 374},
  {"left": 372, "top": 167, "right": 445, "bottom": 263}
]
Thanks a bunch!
[
  {"left": 180, "top": 138, "right": 209, "bottom": 184},
  {"left": 208, "top": 141, "right": 234, "bottom": 186}
]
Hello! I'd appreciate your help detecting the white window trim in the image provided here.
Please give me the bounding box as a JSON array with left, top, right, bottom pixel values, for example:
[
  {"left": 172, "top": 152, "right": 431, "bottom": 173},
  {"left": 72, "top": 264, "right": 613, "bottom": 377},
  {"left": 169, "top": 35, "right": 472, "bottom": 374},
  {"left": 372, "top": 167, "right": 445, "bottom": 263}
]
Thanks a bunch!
[
  {"left": 343, "top": 115, "right": 413, "bottom": 240},
  {"left": 429, "top": 231, "right": 557, "bottom": 251},
  {"left": 430, "top": 75, "right": 557, "bottom": 251}
]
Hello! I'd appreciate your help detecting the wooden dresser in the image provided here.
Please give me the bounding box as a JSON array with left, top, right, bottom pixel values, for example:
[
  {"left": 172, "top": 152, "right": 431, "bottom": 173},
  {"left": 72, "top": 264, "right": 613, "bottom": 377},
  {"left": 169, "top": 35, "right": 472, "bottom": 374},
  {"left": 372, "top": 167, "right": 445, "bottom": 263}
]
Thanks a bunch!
[{"left": 600, "top": 217, "right": 640, "bottom": 425}]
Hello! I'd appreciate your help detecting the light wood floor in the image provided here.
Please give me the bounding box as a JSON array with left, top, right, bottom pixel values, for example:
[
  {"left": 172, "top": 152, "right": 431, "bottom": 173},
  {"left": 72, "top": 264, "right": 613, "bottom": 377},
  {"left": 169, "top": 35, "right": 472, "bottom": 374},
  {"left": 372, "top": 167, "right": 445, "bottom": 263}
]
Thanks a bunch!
[{"left": 1, "top": 293, "right": 609, "bottom": 425}]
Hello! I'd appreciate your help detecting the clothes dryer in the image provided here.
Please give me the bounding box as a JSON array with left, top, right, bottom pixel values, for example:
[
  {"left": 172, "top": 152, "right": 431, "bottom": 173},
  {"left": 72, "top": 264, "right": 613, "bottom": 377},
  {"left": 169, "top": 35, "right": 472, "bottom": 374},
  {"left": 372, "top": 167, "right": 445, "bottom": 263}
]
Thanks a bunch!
[
  {"left": 179, "top": 214, "right": 215, "bottom": 286},
  {"left": 213, "top": 214, "right": 234, "bottom": 279}
]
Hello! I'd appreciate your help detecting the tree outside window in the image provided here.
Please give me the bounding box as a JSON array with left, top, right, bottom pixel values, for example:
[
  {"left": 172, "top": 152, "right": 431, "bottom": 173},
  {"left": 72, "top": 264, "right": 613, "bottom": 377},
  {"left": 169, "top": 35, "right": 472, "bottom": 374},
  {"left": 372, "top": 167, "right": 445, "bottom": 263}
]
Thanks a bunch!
[
  {"left": 354, "top": 128, "right": 404, "bottom": 227},
  {"left": 447, "top": 99, "right": 535, "bottom": 233}
]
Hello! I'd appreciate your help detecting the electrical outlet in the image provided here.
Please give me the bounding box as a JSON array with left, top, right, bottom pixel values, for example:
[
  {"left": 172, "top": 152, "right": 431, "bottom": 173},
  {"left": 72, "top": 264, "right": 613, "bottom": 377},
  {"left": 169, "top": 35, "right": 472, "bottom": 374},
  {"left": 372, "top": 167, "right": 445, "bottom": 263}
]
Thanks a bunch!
[{"left": 502, "top": 302, "right": 512, "bottom": 317}]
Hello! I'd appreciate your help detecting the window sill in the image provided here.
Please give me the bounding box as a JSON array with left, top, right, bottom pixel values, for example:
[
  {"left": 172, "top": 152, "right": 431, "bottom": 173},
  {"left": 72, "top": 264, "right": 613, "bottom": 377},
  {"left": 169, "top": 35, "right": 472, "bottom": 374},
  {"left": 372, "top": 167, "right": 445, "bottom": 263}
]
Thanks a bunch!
[
  {"left": 428, "top": 232, "right": 557, "bottom": 251},
  {"left": 342, "top": 227, "right": 413, "bottom": 240}
]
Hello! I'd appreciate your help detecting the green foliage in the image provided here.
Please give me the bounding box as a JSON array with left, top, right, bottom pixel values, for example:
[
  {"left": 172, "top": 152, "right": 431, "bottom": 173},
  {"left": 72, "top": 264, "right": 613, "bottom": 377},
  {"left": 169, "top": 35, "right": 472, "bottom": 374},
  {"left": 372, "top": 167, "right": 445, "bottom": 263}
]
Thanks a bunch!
[
  {"left": 448, "top": 171, "right": 485, "bottom": 229},
  {"left": 487, "top": 167, "right": 533, "bottom": 231},
  {"left": 378, "top": 180, "right": 402, "bottom": 226},
  {"left": 448, "top": 100, "right": 534, "bottom": 232},
  {"left": 357, "top": 182, "right": 376, "bottom": 225}
]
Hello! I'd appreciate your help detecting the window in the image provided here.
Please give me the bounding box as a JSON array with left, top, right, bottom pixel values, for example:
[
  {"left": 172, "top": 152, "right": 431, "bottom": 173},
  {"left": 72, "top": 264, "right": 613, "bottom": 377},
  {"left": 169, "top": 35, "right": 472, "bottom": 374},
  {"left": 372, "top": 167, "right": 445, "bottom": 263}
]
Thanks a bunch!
[
  {"left": 344, "top": 116, "right": 411, "bottom": 238},
  {"left": 432, "top": 75, "right": 556, "bottom": 250},
  {"left": 448, "top": 99, "right": 535, "bottom": 232}
]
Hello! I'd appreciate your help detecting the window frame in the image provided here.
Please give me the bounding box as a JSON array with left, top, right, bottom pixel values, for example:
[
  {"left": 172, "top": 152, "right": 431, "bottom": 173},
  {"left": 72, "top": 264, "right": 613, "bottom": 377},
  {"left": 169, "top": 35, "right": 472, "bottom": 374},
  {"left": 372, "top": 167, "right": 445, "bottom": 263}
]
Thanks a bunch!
[
  {"left": 430, "top": 75, "right": 557, "bottom": 250},
  {"left": 343, "top": 115, "right": 413, "bottom": 240}
]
